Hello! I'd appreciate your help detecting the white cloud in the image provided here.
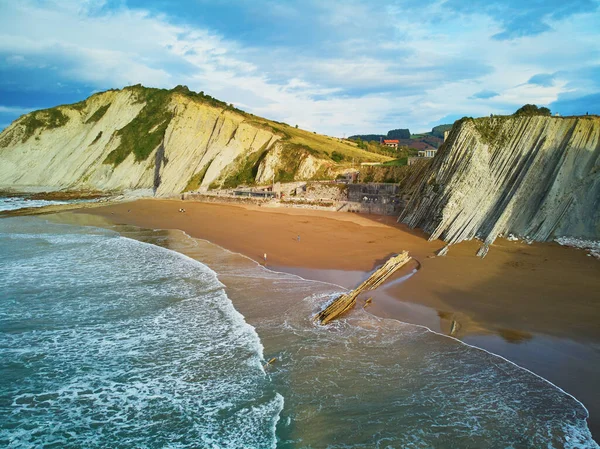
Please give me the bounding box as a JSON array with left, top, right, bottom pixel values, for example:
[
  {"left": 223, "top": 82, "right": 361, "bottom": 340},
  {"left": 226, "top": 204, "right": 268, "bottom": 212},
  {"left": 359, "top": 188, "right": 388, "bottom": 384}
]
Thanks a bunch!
[
  {"left": 0, "top": 105, "right": 36, "bottom": 114},
  {"left": 0, "top": 0, "right": 598, "bottom": 135}
]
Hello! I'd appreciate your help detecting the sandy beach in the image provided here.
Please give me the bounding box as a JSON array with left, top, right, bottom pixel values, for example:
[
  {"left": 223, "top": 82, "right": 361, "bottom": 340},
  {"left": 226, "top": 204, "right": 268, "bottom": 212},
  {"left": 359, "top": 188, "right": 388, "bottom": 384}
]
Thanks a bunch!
[{"left": 74, "top": 198, "right": 600, "bottom": 437}]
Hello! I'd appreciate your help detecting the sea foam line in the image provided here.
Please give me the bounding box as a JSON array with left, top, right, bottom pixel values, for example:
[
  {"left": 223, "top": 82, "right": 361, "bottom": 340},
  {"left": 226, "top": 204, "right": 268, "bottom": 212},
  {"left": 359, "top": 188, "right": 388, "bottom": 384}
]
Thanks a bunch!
[
  {"left": 60, "top": 219, "right": 595, "bottom": 445},
  {"left": 32, "top": 218, "right": 271, "bottom": 375},
  {"left": 172, "top": 228, "right": 594, "bottom": 428}
]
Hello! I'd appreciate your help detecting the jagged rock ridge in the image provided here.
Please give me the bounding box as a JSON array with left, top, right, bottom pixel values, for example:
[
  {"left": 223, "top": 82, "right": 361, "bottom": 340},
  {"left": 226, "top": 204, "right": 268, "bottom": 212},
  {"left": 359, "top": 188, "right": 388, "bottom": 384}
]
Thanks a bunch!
[
  {"left": 400, "top": 115, "right": 600, "bottom": 255},
  {"left": 0, "top": 85, "right": 388, "bottom": 196}
]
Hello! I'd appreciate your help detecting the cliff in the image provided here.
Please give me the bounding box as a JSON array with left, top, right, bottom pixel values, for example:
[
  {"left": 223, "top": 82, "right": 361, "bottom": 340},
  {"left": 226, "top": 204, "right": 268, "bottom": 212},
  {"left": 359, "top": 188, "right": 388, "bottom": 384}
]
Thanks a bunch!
[
  {"left": 400, "top": 115, "right": 600, "bottom": 255},
  {"left": 0, "top": 85, "right": 388, "bottom": 196}
]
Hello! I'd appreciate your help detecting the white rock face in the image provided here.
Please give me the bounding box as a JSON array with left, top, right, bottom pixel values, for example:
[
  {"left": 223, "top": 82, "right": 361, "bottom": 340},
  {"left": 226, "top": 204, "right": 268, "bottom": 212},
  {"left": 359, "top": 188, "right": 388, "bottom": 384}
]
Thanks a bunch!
[
  {"left": 255, "top": 143, "right": 326, "bottom": 184},
  {"left": 400, "top": 116, "right": 600, "bottom": 252},
  {"left": 0, "top": 88, "right": 287, "bottom": 196},
  {"left": 296, "top": 154, "right": 323, "bottom": 179},
  {"left": 254, "top": 143, "right": 284, "bottom": 184}
]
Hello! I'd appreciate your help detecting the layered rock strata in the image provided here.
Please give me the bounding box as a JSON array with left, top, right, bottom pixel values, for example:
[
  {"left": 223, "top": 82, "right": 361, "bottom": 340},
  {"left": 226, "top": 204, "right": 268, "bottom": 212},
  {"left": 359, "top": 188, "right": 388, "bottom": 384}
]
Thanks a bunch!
[
  {"left": 400, "top": 115, "right": 600, "bottom": 255},
  {"left": 0, "top": 86, "right": 386, "bottom": 196}
]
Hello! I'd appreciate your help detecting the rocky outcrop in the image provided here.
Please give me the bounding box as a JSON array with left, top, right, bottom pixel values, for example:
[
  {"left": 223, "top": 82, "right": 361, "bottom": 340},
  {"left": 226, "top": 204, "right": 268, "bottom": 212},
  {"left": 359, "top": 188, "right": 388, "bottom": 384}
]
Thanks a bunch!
[
  {"left": 0, "top": 86, "right": 276, "bottom": 196},
  {"left": 255, "top": 143, "right": 325, "bottom": 183},
  {"left": 400, "top": 115, "right": 600, "bottom": 255},
  {"left": 0, "top": 85, "right": 386, "bottom": 196}
]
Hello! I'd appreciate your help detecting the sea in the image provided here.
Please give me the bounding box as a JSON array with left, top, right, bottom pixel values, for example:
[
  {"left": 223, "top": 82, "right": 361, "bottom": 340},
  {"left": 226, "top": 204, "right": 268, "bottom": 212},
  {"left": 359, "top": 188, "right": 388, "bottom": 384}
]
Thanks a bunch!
[
  {"left": 1, "top": 204, "right": 598, "bottom": 447},
  {"left": 0, "top": 196, "right": 71, "bottom": 211}
]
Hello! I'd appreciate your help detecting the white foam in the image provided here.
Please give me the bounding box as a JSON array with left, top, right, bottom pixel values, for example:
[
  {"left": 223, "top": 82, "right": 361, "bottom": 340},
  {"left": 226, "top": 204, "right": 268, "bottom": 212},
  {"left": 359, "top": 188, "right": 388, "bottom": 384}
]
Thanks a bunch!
[
  {"left": 163, "top": 231, "right": 599, "bottom": 447},
  {"left": 0, "top": 218, "right": 283, "bottom": 448},
  {"left": 9, "top": 218, "right": 596, "bottom": 447},
  {"left": 556, "top": 237, "right": 600, "bottom": 259}
]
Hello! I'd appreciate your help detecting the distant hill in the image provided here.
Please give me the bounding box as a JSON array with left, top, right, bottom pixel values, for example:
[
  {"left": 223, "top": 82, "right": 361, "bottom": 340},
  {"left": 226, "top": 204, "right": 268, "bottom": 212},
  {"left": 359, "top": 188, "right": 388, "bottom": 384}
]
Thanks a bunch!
[
  {"left": 430, "top": 124, "right": 453, "bottom": 139},
  {"left": 349, "top": 128, "right": 410, "bottom": 142},
  {"left": 350, "top": 124, "right": 452, "bottom": 151}
]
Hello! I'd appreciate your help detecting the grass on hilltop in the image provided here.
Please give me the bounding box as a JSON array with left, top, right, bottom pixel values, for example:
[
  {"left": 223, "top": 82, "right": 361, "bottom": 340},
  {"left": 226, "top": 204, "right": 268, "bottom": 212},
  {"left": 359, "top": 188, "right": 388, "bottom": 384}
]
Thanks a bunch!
[
  {"left": 19, "top": 109, "right": 70, "bottom": 143},
  {"left": 84, "top": 103, "right": 111, "bottom": 124},
  {"left": 3, "top": 84, "right": 391, "bottom": 181},
  {"left": 246, "top": 118, "right": 391, "bottom": 164}
]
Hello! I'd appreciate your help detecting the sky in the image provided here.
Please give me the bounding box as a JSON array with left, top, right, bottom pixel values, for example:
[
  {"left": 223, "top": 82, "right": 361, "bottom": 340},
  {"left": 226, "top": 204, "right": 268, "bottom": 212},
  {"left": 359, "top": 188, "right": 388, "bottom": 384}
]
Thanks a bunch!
[{"left": 0, "top": 0, "right": 599, "bottom": 136}]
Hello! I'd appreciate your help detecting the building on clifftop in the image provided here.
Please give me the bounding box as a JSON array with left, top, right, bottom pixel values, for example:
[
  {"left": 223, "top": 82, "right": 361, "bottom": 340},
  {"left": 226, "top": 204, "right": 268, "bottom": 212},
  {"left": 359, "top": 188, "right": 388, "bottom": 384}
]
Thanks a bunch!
[{"left": 382, "top": 139, "right": 399, "bottom": 149}]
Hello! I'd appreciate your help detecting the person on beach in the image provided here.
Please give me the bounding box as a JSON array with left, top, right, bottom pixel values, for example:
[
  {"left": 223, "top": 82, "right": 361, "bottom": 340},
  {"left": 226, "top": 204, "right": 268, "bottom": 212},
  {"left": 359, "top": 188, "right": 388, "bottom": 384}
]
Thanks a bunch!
[
  {"left": 297, "top": 235, "right": 300, "bottom": 242},
  {"left": 263, "top": 253, "right": 267, "bottom": 264}
]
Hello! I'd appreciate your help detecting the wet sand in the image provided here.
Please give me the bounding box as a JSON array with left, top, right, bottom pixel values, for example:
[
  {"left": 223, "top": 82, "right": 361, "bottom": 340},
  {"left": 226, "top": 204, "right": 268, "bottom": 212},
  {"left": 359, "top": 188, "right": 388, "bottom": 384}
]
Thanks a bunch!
[{"left": 76, "top": 198, "right": 600, "bottom": 437}]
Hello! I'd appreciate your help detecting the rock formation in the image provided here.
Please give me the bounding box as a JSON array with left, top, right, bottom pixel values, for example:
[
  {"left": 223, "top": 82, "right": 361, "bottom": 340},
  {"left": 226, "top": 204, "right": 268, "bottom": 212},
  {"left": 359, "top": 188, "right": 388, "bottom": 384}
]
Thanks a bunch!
[
  {"left": 0, "top": 85, "right": 387, "bottom": 196},
  {"left": 400, "top": 115, "right": 600, "bottom": 255}
]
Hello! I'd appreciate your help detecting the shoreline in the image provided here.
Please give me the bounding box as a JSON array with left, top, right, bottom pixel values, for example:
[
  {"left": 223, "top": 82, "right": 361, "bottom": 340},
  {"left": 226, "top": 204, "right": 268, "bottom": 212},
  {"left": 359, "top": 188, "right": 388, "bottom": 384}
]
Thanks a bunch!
[
  {"left": 5, "top": 197, "right": 600, "bottom": 438},
  {"left": 98, "top": 222, "right": 596, "bottom": 426},
  {"left": 88, "top": 222, "right": 595, "bottom": 446},
  {"left": 66, "top": 198, "right": 600, "bottom": 344}
]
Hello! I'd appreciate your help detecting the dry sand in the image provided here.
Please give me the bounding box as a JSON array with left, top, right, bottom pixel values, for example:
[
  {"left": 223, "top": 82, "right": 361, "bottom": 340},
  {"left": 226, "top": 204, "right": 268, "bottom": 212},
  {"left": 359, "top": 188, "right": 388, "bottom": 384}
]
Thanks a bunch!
[
  {"left": 78, "top": 198, "right": 600, "bottom": 437},
  {"left": 83, "top": 199, "right": 599, "bottom": 339}
]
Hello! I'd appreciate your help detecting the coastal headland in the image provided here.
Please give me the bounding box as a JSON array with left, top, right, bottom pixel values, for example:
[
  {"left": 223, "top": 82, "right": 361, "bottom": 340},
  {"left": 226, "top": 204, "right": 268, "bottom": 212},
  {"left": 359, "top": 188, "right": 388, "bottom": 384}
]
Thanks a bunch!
[{"left": 68, "top": 197, "right": 600, "bottom": 437}]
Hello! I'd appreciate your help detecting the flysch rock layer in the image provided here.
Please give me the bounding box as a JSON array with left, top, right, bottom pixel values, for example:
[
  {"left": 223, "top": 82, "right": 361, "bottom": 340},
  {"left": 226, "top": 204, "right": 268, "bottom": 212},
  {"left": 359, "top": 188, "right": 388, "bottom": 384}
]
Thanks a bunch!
[
  {"left": 0, "top": 87, "right": 312, "bottom": 196},
  {"left": 400, "top": 115, "right": 600, "bottom": 255}
]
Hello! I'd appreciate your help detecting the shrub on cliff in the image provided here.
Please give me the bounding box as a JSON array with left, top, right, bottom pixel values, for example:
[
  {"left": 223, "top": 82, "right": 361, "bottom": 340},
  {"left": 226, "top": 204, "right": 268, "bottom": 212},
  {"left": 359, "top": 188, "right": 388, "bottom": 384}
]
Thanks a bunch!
[
  {"left": 331, "top": 151, "right": 345, "bottom": 162},
  {"left": 513, "top": 104, "right": 551, "bottom": 117}
]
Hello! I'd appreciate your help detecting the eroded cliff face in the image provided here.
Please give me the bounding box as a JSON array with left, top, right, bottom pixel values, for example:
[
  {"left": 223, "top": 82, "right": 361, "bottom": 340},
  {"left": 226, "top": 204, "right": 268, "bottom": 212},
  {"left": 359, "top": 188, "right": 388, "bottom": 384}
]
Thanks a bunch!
[
  {"left": 254, "top": 142, "right": 324, "bottom": 183},
  {"left": 0, "top": 85, "right": 371, "bottom": 196},
  {"left": 400, "top": 115, "right": 600, "bottom": 254},
  {"left": 0, "top": 87, "right": 278, "bottom": 195}
]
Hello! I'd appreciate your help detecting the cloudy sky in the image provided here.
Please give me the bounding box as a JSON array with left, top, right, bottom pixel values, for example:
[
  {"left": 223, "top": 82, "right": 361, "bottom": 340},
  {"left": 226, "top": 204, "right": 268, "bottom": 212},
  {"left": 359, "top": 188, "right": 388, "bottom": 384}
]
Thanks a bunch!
[{"left": 0, "top": 0, "right": 599, "bottom": 135}]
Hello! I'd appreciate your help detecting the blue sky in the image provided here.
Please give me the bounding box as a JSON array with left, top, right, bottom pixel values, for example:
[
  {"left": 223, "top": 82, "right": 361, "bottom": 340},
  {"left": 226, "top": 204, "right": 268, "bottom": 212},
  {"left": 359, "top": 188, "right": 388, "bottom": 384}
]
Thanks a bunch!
[{"left": 0, "top": 0, "right": 598, "bottom": 135}]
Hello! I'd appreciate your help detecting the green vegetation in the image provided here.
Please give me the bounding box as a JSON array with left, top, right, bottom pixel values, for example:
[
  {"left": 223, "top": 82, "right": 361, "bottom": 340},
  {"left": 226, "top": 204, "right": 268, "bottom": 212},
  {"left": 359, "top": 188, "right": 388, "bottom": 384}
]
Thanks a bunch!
[
  {"left": 84, "top": 103, "right": 111, "bottom": 124},
  {"left": 8, "top": 84, "right": 390, "bottom": 186},
  {"left": 352, "top": 138, "right": 406, "bottom": 158},
  {"left": 246, "top": 118, "right": 390, "bottom": 166},
  {"left": 386, "top": 128, "right": 410, "bottom": 139},
  {"left": 102, "top": 84, "right": 256, "bottom": 167},
  {"left": 184, "top": 159, "right": 214, "bottom": 192},
  {"left": 91, "top": 131, "right": 103, "bottom": 145},
  {"left": 354, "top": 137, "right": 367, "bottom": 149},
  {"left": 330, "top": 151, "right": 345, "bottom": 162},
  {"left": 275, "top": 143, "right": 311, "bottom": 183},
  {"left": 431, "top": 124, "right": 453, "bottom": 139},
  {"left": 349, "top": 128, "right": 410, "bottom": 141},
  {"left": 514, "top": 104, "right": 551, "bottom": 117},
  {"left": 104, "top": 88, "right": 172, "bottom": 166},
  {"left": 471, "top": 116, "right": 511, "bottom": 147},
  {"left": 20, "top": 108, "right": 70, "bottom": 142},
  {"left": 169, "top": 84, "right": 246, "bottom": 115},
  {"left": 349, "top": 134, "right": 383, "bottom": 142},
  {"left": 382, "top": 157, "right": 408, "bottom": 166},
  {"left": 221, "top": 142, "right": 271, "bottom": 188},
  {"left": 69, "top": 100, "right": 88, "bottom": 111},
  {"left": 310, "top": 164, "right": 337, "bottom": 181},
  {"left": 360, "top": 164, "right": 415, "bottom": 183}
]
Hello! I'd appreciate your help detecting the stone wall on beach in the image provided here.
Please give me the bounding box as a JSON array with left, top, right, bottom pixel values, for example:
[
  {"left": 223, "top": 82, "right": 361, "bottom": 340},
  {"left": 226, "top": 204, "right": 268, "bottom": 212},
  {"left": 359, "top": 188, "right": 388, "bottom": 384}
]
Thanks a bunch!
[{"left": 400, "top": 115, "right": 600, "bottom": 255}]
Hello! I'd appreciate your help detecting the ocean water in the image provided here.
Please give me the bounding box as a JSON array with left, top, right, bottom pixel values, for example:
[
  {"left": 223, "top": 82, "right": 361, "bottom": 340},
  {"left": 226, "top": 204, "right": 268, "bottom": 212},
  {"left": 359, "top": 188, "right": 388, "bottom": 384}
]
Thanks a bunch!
[
  {"left": 0, "top": 197, "right": 71, "bottom": 211},
  {"left": 0, "top": 218, "right": 282, "bottom": 448},
  {"left": 1, "top": 216, "right": 598, "bottom": 448}
]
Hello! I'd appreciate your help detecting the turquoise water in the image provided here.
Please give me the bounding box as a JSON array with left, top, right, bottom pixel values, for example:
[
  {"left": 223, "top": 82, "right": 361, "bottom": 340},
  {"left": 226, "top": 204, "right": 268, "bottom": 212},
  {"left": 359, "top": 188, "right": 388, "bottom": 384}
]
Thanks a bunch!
[
  {"left": 0, "top": 218, "right": 282, "bottom": 448},
  {"left": 0, "top": 197, "right": 70, "bottom": 211},
  {"left": 1, "top": 216, "right": 598, "bottom": 448}
]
